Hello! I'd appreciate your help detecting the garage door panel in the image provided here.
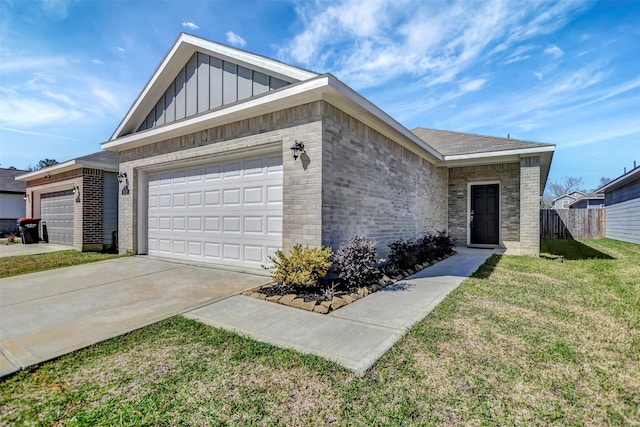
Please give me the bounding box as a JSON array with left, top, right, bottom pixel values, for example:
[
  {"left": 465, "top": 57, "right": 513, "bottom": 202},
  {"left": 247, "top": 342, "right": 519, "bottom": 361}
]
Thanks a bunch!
[
  {"left": 148, "top": 153, "right": 283, "bottom": 268},
  {"left": 40, "top": 190, "right": 74, "bottom": 246}
]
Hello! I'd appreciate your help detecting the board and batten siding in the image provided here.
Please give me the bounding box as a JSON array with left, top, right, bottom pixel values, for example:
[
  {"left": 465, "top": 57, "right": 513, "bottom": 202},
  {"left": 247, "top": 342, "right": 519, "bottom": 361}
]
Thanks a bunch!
[
  {"left": 605, "top": 178, "right": 640, "bottom": 245},
  {"left": 137, "top": 52, "right": 290, "bottom": 132}
]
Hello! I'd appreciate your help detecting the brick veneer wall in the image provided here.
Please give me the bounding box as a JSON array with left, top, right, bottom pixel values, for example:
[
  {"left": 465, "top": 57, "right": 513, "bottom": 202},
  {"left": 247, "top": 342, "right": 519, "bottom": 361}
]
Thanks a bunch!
[
  {"left": 519, "top": 156, "right": 541, "bottom": 256},
  {"left": 116, "top": 100, "right": 449, "bottom": 258},
  {"left": 81, "top": 168, "right": 104, "bottom": 251},
  {"left": 448, "top": 162, "right": 521, "bottom": 250},
  {"left": 321, "top": 103, "right": 448, "bottom": 257},
  {"left": 26, "top": 168, "right": 110, "bottom": 252},
  {"left": 117, "top": 101, "right": 325, "bottom": 254}
]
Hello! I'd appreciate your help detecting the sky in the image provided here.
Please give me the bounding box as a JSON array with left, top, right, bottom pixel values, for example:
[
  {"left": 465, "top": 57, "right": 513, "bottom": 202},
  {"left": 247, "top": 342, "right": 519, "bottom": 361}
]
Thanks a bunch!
[{"left": 1, "top": 0, "right": 639, "bottom": 193}]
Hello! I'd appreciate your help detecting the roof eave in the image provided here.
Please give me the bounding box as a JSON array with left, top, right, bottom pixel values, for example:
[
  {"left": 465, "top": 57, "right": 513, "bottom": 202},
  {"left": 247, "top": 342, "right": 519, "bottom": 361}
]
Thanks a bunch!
[
  {"left": 15, "top": 160, "right": 119, "bottom": 182},
  {"left": 596, "top": 166, "right": 640, "bottom": 193},
  {"left": 102, "top": 74, "right": 444, "bottom": 164}
]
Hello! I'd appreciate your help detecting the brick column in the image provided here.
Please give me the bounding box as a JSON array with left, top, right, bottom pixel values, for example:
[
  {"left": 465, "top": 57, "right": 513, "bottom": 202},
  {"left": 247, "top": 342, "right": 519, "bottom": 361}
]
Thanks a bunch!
[{"left": 519, "top": 156, "right": 540, "bottom": 256}]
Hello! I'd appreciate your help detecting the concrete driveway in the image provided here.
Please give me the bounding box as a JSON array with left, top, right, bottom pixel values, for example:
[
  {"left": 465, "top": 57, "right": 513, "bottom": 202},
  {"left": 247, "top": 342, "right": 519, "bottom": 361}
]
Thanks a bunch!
[{"left": 0, "top": 257, "right": 269, "bottom": 377}]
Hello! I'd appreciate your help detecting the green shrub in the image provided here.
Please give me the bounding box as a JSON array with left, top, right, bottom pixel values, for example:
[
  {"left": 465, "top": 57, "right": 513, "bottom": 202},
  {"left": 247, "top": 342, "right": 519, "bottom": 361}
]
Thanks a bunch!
[{"left": 267, "top": 244, "right": 333, "bottom": 287}]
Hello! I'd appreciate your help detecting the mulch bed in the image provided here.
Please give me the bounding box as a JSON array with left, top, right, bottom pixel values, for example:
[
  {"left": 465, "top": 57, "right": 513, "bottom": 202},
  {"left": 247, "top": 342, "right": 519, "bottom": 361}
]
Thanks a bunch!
[{"left": 243, "top": 253, "right": 454, "bottom": 314}]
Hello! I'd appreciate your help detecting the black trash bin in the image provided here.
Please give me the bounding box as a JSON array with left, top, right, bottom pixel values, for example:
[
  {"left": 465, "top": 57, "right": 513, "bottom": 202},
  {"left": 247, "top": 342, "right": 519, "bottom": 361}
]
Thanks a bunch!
[{"left": 17, "top": 218, "right": 41, "bottom": 244}]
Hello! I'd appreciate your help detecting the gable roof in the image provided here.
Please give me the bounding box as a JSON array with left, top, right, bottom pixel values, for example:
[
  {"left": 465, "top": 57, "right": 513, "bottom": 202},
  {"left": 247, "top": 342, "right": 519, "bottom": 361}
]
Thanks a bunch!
[
  {"left": 0, "top": 168, "right": 27, "bottom": 193},
  {"left": 568, "top": 193, "right": 604, "bottom": 208},
  {"left": 103, "top": 33, "right": 554, "bottom": 194},
  {"left": 15, "top": 151, "right": 119, "bottom": 182},
  {"left": 111, "top": 33, "right": 319, "bottom": 140},
  {"left": 550, "top": 190, "right": 588, "bottom": 204}
]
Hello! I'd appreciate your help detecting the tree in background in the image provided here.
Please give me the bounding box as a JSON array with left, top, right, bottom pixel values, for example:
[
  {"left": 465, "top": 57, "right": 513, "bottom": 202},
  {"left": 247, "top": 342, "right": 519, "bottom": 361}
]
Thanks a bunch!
[
  {"left": 596, "top": 177, "right": 612, "bottom": 189},
  {"left": 542, "top": 176, "right": 585, "bottom": 208},
  {"left": 27, "top": 159, "right": 58, "bottom": 171}
]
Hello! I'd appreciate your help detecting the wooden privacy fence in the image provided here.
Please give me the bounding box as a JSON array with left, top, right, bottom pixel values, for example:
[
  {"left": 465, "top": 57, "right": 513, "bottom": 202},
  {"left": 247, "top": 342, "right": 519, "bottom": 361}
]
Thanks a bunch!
[{"left": 540, "top": 209, "right": 606, "bottom": 239}]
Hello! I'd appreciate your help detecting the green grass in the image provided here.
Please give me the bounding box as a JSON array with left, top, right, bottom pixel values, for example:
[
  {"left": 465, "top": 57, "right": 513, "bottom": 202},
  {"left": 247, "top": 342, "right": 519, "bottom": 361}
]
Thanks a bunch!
[
  {"left": 0, "top": 250, "right": 121, "bottom": 278},
  {"left": 1, "top": 239, "right": 638, "bottom": 425}
]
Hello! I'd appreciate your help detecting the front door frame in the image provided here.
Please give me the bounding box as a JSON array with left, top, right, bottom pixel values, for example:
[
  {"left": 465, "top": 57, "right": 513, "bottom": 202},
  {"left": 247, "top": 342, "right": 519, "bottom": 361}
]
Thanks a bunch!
[{"left": 467, "top": 181, "right": 501, "bottom": 247}]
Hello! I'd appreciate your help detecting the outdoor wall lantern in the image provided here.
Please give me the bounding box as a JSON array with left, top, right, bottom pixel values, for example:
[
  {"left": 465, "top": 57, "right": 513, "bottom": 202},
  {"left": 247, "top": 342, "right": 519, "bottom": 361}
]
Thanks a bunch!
[
  {"left": 23, "top": 193, "right": 29, "bottom": 201},
  {"left": 117, "top": 172, "right": 130, "bottom": 196},
  {"left": 290, "top": 140, "right": 305, "bottom": 160},
  {"left": 72, "top": 185, "right": 81, "bottom": 203}
]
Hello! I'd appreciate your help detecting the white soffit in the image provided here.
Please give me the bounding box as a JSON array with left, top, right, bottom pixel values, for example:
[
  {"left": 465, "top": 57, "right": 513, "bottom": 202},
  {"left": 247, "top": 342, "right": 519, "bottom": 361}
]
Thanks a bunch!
[{"left": 111, "top": 33, "right": 318, "bottom": 140}]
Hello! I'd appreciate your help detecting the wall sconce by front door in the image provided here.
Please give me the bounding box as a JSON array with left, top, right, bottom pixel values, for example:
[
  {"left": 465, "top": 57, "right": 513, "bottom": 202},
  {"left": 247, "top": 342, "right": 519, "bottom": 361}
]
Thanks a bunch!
[
  {"left": 290, "top": 140, "right": 305, "bottom": 160},
  {"left": 72, "top": 185, "right": 81, "bottom": 203},
  {"left": 23, "top": 193, "right": 29, "bottom": 201},
  {"left": 117, "top": 172, "right": 130, "bottom": 195}
]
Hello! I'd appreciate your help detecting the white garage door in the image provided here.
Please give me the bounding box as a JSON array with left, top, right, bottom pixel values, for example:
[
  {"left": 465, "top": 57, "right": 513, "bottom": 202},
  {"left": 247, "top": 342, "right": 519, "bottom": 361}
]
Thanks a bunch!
[
  {"left": 40, "top": 190, "right": 74, "bottom": 246},
  {"left": 147, "top": 153, "right": 283, "bottom": 269}
]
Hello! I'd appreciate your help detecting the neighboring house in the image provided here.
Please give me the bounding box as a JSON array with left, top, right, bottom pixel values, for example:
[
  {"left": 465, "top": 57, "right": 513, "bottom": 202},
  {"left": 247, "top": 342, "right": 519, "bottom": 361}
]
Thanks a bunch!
[
  {"left": 550, "top": 190, "right": 587, "bottom": 209},
  {"left": 596, "top": 165, "right": 640, "bottom": 245},
  {"left": 15, "top": 151, "right": 119, "bottom": 251},
  {"left": 0, "top": 168, "right": 27, "bottom": 236},
  {"left": 102, "top": 33, "right": 554, "bottom": 271},
  {"left": 568, "top": 192, "right": 604, "bottom": 209}
]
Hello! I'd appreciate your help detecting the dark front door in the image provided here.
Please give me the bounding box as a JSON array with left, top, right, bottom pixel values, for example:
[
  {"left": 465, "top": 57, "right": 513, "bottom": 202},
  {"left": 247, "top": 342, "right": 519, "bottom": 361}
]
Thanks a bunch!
[{"left": 470, "top": 184, "right": 499, "bottom": 245}]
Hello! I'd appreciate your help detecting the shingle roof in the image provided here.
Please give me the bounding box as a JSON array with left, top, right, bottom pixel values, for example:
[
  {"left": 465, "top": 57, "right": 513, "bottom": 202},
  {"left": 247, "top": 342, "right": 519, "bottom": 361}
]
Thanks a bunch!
[
  {"left": 0, "top": 168, "right": 28, "bottom": 193},
  {"left": 411, "top": 127, "right": 554, "bottom": 157},
  {"left": 75, "top": 151, "right": 119, "bottom": 164}
]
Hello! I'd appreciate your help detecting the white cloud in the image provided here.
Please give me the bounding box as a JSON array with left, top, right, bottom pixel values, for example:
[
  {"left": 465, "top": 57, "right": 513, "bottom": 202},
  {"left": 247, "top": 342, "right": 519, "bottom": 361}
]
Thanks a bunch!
[
  {"left": 91, "top": 59, "right": 104, "bottom": 65},
  {"left": 534, "top": 72, "right": 543, "bottom": 80},
  {"left": 279, "top": 0, "right": 589, "bottom": 90},
  {"left": 117, "top": 47, "right": 125, "bottom": 52},
  {"left": 226, "top": 31, "right": 246, "bottom": 47},
  {"left": 460, "top": 79, "right": 486, "bottom": 92},
  {"left": 544, "top": 45, "right": 564, "bottom": 58},
  {"left": 0, "top": 90, "right": 84, "bottom": 128},
  {"left": 182, "top": 21, "right": 199, "bottom": 30}
]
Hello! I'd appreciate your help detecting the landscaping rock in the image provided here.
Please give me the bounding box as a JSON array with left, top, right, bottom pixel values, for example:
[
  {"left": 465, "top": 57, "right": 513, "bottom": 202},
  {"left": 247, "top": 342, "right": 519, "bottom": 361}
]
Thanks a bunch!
[
  {"left": 266, "top": 295, "right": 281, "bottom": 302},
  {"left": 253, "top": 292, "right": 267, "bottom": 300},
  {"left": 301, "top": 300, "right": 317, "bottom": 311},
  {"left": 331, "top": 296, "right": 347, "bottom": 310},
  {"left": 342, "top": 294, "right": 355, "bottom": 304},
  {"left": 290, "top": 298, "right": 306, "bottom": 309},
  {"left": 279, "top": 294, "right": 297, "bottom": 305},
  {"left": 313, "top": 304, "right": 330, "bottom": 314},
  {"left": 320, "top": 300, "right": 332, "bottom": 309}
]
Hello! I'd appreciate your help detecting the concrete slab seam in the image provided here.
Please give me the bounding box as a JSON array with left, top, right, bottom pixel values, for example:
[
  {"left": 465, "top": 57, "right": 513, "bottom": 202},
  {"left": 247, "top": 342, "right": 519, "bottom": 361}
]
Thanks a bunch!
[{"left": 0, "top": 344, "right": 22, "bottom": 370}]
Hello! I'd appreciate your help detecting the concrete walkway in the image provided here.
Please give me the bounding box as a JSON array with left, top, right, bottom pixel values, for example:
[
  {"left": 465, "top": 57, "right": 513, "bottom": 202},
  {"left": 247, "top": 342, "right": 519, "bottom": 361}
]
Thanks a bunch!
[
  {"left": 185, "top": 247, "right": 499, "bottom": 376},
  {"left": 0, "top": 243, "right": 70, "bottom": 258},
  {"left": 0, "top": 257, "right": 269, "bottom": 377}
]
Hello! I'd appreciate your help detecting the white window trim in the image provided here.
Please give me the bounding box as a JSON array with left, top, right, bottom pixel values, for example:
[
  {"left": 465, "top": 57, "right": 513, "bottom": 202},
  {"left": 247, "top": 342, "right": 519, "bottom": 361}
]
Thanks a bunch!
[{"left": 467, "top": 181, "right": 501, "bottom": 248}]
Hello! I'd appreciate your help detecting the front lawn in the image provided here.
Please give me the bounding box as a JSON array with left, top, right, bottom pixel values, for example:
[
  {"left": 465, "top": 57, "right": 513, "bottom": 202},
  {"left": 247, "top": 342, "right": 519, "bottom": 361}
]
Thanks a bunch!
[
  {"left": 1, "top": 239, "right": 638, "bottom": 425},
  {"left": 0, "top": 250, "right": 121, "bottom": 279}
]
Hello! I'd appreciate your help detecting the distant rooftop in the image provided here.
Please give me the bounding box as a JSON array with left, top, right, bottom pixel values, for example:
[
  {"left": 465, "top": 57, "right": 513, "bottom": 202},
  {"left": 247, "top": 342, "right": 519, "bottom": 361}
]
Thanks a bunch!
[{"left": 0, "top": 168, "right": 28, "bottom": 193}]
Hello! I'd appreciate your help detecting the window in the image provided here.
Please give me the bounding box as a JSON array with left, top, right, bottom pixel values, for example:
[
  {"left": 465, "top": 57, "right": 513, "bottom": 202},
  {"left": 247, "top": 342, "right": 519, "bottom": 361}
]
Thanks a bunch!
[{"left": 562, "top": 200, "right": 569, "bottom": 208}]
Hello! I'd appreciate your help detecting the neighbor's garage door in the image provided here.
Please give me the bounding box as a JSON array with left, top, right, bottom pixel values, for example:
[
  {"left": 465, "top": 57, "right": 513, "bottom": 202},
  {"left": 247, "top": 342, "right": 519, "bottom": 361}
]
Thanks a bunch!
[
  {"left": 147, "top": 153, "right": 283, "bottom": 269},
  {"left": 40, "top": 190, "right": 74, "bottom": 246}
]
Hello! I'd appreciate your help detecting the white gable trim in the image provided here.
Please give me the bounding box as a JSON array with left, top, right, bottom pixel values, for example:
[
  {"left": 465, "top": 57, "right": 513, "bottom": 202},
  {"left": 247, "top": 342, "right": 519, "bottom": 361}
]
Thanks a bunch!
[{"left": 111, "top": 33, "right": 318, "bottom": 141}]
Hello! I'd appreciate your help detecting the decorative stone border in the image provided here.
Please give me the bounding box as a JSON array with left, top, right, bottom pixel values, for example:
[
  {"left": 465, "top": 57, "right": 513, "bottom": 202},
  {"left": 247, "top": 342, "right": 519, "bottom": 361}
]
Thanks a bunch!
[{"left": 243, "top": 254, "right": 453, "bottom": 314}]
